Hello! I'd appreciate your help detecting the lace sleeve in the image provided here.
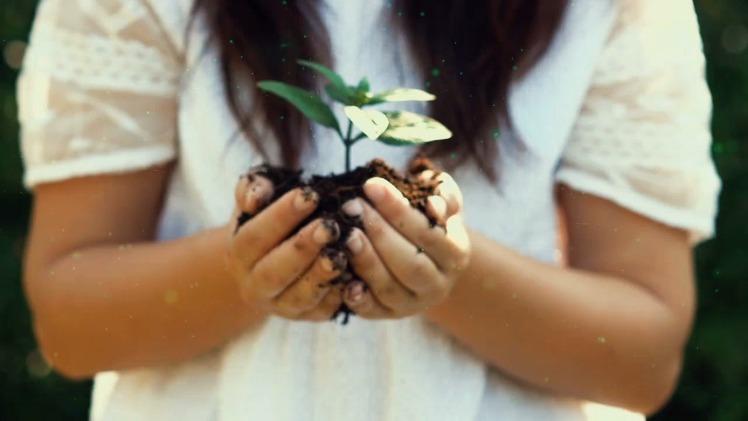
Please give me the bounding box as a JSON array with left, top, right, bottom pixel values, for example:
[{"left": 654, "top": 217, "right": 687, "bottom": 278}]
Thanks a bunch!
[
  {"left": 18, "top": 0, "right": 181, "bottom": 188},
  {"left": 556, "top": 0, "right": 721, "bottom": 243}
]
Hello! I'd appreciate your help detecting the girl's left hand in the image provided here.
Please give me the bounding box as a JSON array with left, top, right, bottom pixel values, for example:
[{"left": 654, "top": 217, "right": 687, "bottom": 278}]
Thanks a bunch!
[{"left": 340, "top": 171, "right": 471, "bottom": 318}]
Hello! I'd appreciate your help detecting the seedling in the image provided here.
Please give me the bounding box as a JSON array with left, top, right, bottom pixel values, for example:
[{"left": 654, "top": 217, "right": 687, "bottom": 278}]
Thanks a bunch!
[
  {"left": 257, "top": 60, "right": 452, "bottom": 171},
  {"left": 245, "top": 60, "right": 454, "bottom": 322}
]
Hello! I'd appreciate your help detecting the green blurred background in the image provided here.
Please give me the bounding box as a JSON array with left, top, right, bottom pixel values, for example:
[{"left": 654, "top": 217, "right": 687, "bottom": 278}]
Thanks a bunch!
[{"left": 1, "top": 1, "right": 746, "bottom": 419}]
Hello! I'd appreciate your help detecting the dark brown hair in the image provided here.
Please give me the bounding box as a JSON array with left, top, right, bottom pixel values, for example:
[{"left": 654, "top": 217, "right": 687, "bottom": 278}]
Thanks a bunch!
[{"left": 192, "top": 0, "right": 568, "bottom": 179}]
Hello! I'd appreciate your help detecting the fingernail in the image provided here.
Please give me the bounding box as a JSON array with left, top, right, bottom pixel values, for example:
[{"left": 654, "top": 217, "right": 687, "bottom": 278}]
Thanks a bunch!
[
  {"left": 346, "top": 230, "right": 363, "bottom": 255},
  {"left": 364, "top": 180, "right": 387, "bottom": 202},
  {"left": 314, "top": 219, "right": 339, "bottom": 244},
  {"left": 342, "top": 199, "right": 363, "bottom": 217},
  {"left": 294, "top": 186, "right": 318, "bottom": 211},
  {"left": 346, "top": 281, "right": 365, "bottom": 304},
  {"left": 321, "top": 256, "right": 335, "bottom": 272},
  {"left": 236, "top": 174, "right": 250, "bottom": 198},
  {"left": 246, "top": 185, "right": 268, "bottom": 210},
  {"left": 322, "top": 248, "right": 347, "bottom": 272}
]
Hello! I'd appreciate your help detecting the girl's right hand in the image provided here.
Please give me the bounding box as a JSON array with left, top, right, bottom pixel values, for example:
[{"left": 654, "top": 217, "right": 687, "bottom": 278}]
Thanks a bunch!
[{"left": 226, "top": 173, "right": 345, "bottom": 321}]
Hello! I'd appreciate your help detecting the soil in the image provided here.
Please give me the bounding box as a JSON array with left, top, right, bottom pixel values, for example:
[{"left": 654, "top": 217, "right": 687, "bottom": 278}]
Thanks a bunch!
[{"left": 238, "top": 157, "right": 442, "bottom": 323}]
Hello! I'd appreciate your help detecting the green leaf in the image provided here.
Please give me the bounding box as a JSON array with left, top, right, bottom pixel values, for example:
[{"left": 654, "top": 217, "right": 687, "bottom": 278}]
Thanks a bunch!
[
  {"left": 298, "top": 60, "right": 357, "bottom": 105},
  {"left": 257, "top": 81, "right": 340, "bottom": 131},
  {"left": 325, "top": 83, "right": 357, "bottom": 105},
  {"left": 378, "top": 111, "right": 452, "bottom": 146},
  {"left": 298, "top": 60, "right": 346, "bottom": 87},
  {"left": 366, "top": 88, "right": 436, "bottom": 105},
  {"left": 344, "top": 106, "right": 389, "bottom": 140},
  {"left": 356, "top": 77, "right": 370, "bottom": 93}
]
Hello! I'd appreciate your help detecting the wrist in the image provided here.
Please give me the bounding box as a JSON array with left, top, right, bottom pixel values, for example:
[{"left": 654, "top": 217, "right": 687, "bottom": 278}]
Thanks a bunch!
[{"left": 203, "top": 225, "right": 269, "bottom": 326}]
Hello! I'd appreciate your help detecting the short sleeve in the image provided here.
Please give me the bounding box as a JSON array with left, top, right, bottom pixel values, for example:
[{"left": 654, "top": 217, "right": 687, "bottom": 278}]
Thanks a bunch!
[
  {"left": 17, "top": 0, "right": 182, "bottom": 188},
  {"left": 556, "top": 0, "right": 721, "bottom": 244}
]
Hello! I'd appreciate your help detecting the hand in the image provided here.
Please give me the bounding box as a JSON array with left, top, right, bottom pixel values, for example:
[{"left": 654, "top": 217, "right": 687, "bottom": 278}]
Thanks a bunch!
[
  {"left": 226, "top": 173, "right": 345, "bottom": 321},
  {"left": 340, "top": 171, "right": 471, "bottom": 318}
]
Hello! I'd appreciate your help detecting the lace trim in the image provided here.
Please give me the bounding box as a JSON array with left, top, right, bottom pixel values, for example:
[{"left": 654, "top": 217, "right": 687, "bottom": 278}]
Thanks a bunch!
[
  {"left": 565, "top": 119, "right": 712, "bottom": 167},
  {"left": 24, "top": 25, "right": 179, "bottom": 96}
]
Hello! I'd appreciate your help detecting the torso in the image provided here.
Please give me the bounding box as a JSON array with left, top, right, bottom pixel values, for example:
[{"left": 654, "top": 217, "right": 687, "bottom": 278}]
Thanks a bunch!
[{"left": 90, "top": 1, "right": 643, "bottom": 420}]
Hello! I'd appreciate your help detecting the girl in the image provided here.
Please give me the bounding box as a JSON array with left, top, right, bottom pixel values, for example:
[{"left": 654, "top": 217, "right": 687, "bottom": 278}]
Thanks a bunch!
[{"left": 20, "top": 0, "right": 720, "bottom": 420}]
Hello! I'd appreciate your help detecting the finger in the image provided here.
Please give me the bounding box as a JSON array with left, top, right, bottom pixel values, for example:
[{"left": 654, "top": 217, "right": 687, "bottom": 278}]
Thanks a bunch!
[
  {"left": 343, "top": 279, "right": 394, "bottom": 319},
  {"left": 228, "top": 204, "right": 243, "bottom": 236},
  {"left": 444, "top": 213, "right": 472, "bottom": 273},
  {"left": 417, "top": 170, "right": 461, "bottom": 217},
  {"left": 246, "top": 219, "right": 340, "bottom": 301},
  {"left": 426, "top": 195, "right": 448, "bottom": 226},
  {"left": 358, "top": 179, "right": 465, "bottom": 270},
  {"left": 434, "top": 172, "right": 463, "bottom": 217},
  {"left": 235, "top": 174, "right": 251, "bottom": 207},
  {"left": 344, "top": 227, "right": 416, "bottom": 309},
  {"left": 351, "top": 199, "right": 447, "bottom": 296},
  {"left": 273, "top": 248, "right": 346, "bottom": 315},
  {"left": 233, "top": 186, "right": 318, "bottom": 265},
  {"left": 237, "top": 173, "right": 274, "bottom": 214},
  {"left": 299, "top": 283, "right": 345, "bottom": 321},
  {"left": 416, "top": 169, "right": 437, "bottom": 182}
]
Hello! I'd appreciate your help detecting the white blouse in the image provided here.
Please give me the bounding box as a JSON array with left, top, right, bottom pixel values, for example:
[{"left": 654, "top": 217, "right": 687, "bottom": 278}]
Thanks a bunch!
[{"left": 18, "top": 0, "right": 720, "bottom": 420}]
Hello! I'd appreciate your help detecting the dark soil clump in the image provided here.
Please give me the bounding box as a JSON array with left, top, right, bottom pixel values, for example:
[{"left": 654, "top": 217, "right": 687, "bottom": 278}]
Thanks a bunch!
[{"left": 238, "top": 157, "right": 442, "bottom": 323}]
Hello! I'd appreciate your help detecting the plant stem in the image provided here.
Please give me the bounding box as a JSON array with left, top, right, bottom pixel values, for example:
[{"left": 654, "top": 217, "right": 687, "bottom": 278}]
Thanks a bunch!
[
  {"left": 344, "top": 120, "right": 353, "bottom": 172},
  {"left": 351, "top": 132, "right": 367, "bottom": 142}
]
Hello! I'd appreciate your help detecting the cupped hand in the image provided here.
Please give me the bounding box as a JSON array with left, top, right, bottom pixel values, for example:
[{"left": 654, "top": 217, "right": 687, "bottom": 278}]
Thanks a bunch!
[
  {"left": 340, "top": 171, "right": 471, "bottom": 318},
  {"left": 226, "top": 173, "right": 346, "bottom": 321}
]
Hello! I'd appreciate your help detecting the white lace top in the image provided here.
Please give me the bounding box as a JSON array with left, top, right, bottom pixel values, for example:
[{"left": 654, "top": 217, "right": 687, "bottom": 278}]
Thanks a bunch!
[{"left": 18, "top": 0, "right": 720, "bottom": 420}]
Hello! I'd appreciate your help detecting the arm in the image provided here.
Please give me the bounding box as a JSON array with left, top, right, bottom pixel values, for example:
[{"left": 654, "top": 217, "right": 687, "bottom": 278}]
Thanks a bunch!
[
  {"left": 425, "top": 185, "right": 694, "bottom": 414},
  {"left": 24, "top": 166, "right": 259, "bottom": 379},
  {"left": 342, "top": 175, "right": 694, "bottom": 414},
  {"left": 24, "top": 166, "right": 343, "bottom": 379}
]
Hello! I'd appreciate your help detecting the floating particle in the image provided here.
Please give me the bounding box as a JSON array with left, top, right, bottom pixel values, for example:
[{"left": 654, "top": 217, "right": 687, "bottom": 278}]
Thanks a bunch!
[
  {"left": 481, "top": 279, "right": 496, "bottom": 290},
  {"left": 722, "top": 24, "right": 748, "bottom": 54},
  {"left": 2, "top": 40, "right": 26, "bottom": 70},
  {"left": 164, "top": 289, "right": 179, "bottom": 304},
  {"left": 26, "top": 349, "right": 52, "bottom": 378}
]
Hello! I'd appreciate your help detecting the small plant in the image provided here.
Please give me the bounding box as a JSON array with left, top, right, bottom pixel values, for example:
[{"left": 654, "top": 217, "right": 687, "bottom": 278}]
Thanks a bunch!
[
  {"left": 257, "top": 60, "right": 452, "bottom": 171},
  {"left": 246, "top": 60, "right": 454, "bottom": 322}
]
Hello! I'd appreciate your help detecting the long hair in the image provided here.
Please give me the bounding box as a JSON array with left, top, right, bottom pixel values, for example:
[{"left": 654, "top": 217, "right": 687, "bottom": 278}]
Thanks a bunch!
[{"left": 192, "top": 0, "right": 568, "bottom": 179}]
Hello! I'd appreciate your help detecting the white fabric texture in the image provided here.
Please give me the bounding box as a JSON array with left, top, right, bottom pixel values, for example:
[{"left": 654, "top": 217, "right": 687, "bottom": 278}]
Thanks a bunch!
[
  {"left": 17, "top": 0, "right": 719, "bottom": 420},
  {"left": 555, "top": 0, "right": 721, "bottom": 243},
  {"left": 18, "top": 0, "right": 181, "bottom": 187}
]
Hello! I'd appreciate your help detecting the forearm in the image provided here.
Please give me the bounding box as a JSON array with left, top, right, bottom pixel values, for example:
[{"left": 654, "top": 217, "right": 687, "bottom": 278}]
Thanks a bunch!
[
  {"left": 28, "top": 226, "right": 265, "bottom": 378},
  {"left": 426, "top": 230, "right": 688, "bottom": 413}
]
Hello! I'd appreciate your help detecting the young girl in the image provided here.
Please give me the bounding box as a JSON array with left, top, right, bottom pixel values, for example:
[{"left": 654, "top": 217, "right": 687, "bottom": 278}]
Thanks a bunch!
[{"left": 20, "top": 0, "right": 720, "bottom": 420}]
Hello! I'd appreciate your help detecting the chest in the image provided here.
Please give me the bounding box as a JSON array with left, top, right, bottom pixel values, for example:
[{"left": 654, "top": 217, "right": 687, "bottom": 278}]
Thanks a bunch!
[{"left": 158, "top": 0, "right": 616, "bottom": 260}]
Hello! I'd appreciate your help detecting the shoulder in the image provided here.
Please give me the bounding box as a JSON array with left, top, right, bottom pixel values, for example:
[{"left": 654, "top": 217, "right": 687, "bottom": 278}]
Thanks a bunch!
[
  {"left": 18, "top": 0, "right": 185, "bottom": 188},
  {"left": 556, "top": 0, "right": 719, "bottom": 244}
]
